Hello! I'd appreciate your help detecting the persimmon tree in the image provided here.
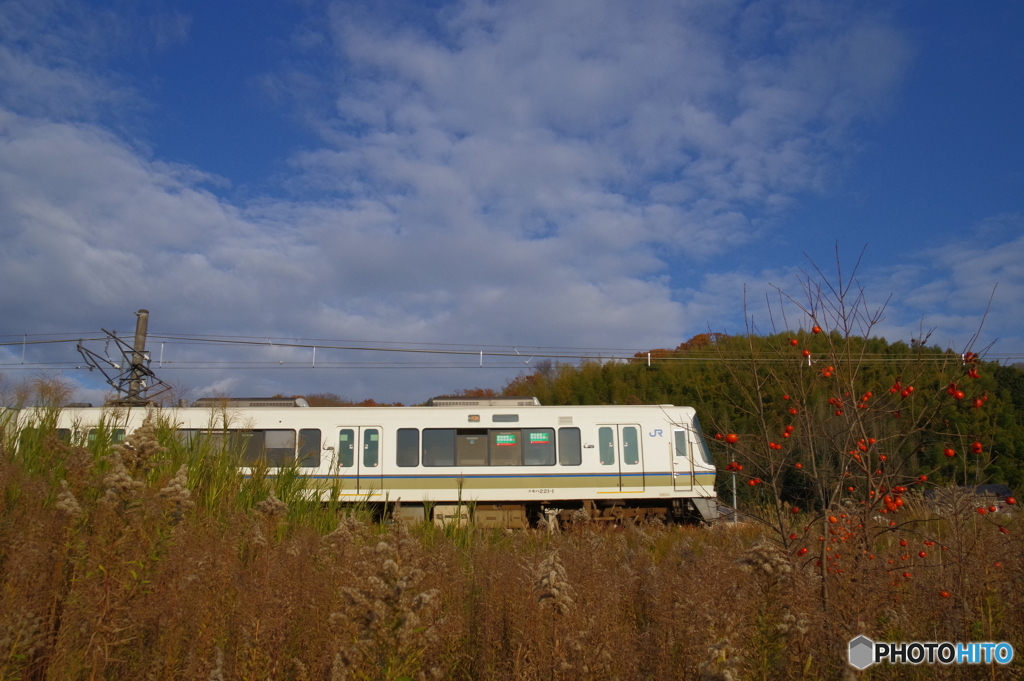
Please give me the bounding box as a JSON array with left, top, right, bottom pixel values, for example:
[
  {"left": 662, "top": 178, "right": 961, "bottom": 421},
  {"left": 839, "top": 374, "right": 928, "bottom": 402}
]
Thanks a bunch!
[{"left": 707, "top": 253, "right": 1014, "bottom": 612}]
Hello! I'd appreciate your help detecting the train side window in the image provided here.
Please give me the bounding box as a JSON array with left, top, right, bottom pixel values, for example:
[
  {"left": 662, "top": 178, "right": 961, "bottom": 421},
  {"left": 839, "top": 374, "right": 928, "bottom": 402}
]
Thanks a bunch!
[
  {"left": 623, "top": 426, "right": 639, "bottom": 465},
  {"left": 396, "top": 428, "right": 419, "bottom": 467},
  {"left": 523, "top": 429, "right": 555, "bottom": 466},
  {"left": 19, "top": 427, "right": 73, "bottom": 446},
  {"left": 456, "top": 429, "right": 488, "bottom": 466},
  {"left": 264, "top": 429, "right": 297, "bottom": 466},
  {"left": 489, "top": 430, "right": 522, "bottom": 466},
  {"left": 298, "top": 429, "right": 321, "bottom": 467},
  {"left": 674, "top": 429, "right": 688, "bottom": 458},
  {"left": 364, "top": 429, "right": 380, "bottom": 467},
  {"left": 598, "top": 427, "right": 615, "bottom": 465},
  {"left": 234, "top": 431, "right": 265, "bottom": 465},
  {"left": 558, "top": 428, "right": 581, "bottom": 466},
  {"left": 338, "top": 430, "right": 355, "bottom": 468},
  {"left": 423, "top": 429, "right": 455, "bottom": 467},
  {"left": 177, "top": 429, "right": 227, "bottom": 453},
  {"left": 16, "top": 427, "right": 36, "bottom": 449},
  {"left": 88, "top": 428, "right": 125, "bottom": 445}
]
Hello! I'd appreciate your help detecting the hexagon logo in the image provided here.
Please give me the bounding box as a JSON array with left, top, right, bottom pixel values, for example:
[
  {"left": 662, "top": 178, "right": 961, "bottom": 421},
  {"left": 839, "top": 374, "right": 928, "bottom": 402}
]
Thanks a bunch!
[{"left": 848, "top": 635, "right": 875, "bottom": 670}]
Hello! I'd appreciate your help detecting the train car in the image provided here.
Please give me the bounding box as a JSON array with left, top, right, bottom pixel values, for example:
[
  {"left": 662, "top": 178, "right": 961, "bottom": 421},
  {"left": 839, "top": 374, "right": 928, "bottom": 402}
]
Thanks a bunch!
[{"left": 12, "top": 396, "right": 719, "bottom": 527}]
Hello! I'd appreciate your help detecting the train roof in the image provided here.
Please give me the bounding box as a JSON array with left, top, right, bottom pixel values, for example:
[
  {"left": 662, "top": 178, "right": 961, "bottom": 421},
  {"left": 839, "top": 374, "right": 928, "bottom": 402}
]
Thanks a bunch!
[
  {"left": 425, "top": 396, "right": 541, "bottom": 407},
  {"left": 191, "top": 397, "right": 310, "bottom": 408}
]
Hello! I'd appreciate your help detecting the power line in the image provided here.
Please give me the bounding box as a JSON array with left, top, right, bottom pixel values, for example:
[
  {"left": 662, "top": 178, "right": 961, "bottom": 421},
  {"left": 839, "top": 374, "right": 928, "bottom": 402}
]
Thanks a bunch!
[
  {"left": 4, "top": 331, "right": 1024, "bottom": 368},
  {"left": 151, "top": 332, "right": 644, "bottom": 353}
]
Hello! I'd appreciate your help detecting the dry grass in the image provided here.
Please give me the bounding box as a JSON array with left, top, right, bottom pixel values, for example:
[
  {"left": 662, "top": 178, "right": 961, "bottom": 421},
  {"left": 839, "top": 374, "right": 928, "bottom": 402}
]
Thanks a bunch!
[{"left": 0, "top": 417, "right": 1022, "bottom": 680}]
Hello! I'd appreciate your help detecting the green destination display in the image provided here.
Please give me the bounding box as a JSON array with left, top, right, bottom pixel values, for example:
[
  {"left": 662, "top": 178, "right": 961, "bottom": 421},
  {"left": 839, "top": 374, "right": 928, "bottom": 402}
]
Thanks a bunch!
[{"left": 495, "top": 432, "right": 517, "bottom": 446}]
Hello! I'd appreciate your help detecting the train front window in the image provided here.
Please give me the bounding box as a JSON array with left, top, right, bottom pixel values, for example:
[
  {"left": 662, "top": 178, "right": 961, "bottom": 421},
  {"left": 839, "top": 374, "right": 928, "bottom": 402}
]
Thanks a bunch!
[{"left": 691, "top": 416, "right": 714, "bottom": 465}]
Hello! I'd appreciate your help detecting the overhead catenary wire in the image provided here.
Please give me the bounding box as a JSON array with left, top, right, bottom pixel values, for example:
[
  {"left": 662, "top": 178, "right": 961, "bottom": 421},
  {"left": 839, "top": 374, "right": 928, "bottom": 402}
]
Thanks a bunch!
[{"left": 3, "top": 332, "right": 1024, "bottom": 371}]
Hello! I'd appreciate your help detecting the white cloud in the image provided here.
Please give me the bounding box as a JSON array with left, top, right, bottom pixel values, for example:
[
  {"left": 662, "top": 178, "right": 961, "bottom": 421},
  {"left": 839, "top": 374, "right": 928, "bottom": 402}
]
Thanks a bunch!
[
  {"left": 677, "top": 224, "right": 1024, "bottom": 360},
  {"left": 297, "top": 0, "right": 912, "bottom": 251},
  {"left": 886, "top": 215, "right": 1024, "bottom": 352},
  {"left": 0, "top": 0, "right": 934, "bottom": 402}
]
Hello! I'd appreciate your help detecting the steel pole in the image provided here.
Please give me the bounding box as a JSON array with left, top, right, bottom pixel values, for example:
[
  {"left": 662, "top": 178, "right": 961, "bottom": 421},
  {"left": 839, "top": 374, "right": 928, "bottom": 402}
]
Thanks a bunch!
[
  {"left": 732, "top": 471, "right": 737, "bottom": 523},
  {"left": 127, "top": 309, "right": 149, "bottom": 403}
]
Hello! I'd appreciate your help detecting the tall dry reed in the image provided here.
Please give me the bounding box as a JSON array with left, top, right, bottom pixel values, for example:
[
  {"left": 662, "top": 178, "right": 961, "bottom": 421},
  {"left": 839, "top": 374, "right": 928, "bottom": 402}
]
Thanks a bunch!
[{"left": 0, "top": 413, "right": 1020, "bottom": 680}]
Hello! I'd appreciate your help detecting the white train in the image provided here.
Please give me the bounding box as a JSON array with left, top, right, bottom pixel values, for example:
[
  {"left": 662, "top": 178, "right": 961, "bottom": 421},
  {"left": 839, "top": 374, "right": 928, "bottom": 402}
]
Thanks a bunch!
[{"left": 15, "top": 396, "right": 719, "bottom": 527}]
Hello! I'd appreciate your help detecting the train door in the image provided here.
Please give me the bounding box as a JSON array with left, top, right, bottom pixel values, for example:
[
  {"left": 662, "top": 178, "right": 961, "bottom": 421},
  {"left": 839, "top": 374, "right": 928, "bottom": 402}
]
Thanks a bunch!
[
  {"left": 597, "top": 425, "right": 645, "bottom": 491},
  {"left": 336, "top": 427, "right": 383, "bottom": 494},
  {"left": 672, "top": 426, "right": 694, "bottom": 491}
]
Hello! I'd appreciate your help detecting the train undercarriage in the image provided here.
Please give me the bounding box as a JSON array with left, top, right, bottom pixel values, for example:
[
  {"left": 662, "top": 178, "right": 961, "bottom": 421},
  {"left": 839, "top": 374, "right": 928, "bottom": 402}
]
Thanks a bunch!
[{"left": 389, "top": 497, "right": 719, "bottom": 529}]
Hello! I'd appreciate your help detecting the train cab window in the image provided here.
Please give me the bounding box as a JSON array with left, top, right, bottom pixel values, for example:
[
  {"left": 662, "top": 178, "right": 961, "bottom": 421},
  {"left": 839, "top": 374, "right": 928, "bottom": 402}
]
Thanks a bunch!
[
  {"left": 456, "top": 430, "right": 488, "bottom": 466},
  {"left": 523, "top": 429, "right": 555, "bottom": 466},
  {"left": 691, "top": 417, "right": 714, "bottom": 465},
  {"left": 697, "top": 440, "right": 712, "bottom": 466},
  {"left": 364, "top": 429, "right": 380, "bottom": 467},
  {"left": 338, "top": 430, "right": 355, "bottom": 468},
  {"left": 423, "top": 429, "right": 455, "bottom": 467},
  {"left": 558, "top": 428, "right": 581, "bottom": 466},
  {"left": 396, "top": 429, "right": 419, "bottom": 467},
  {"left": 489, "top": 430, "right": 522, "bottom": 466},
  {"left": 598, "top": 427, "right": 615, "bottom": 465},
  {"left": 674, "top": 429, "right": 688, "bottom": 459},
  {"left": 623, "top": 426, "right": 639, "bottom": 465},
  {"left": 298, "top": 429, "right": 321, "bottom": 467}
]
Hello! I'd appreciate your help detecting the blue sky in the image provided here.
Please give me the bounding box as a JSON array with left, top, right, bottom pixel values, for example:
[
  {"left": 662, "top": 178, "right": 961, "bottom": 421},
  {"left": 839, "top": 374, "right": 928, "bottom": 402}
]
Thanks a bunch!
[{"left": 1, "top": 0, "right": 1023, "bottom": 404}]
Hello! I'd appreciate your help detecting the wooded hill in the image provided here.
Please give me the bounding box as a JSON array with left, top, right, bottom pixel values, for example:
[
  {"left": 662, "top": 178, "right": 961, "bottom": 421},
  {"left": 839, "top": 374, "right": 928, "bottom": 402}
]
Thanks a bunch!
[{"left": 492, "top": 333, "right": 1024, "bottom": 496}]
